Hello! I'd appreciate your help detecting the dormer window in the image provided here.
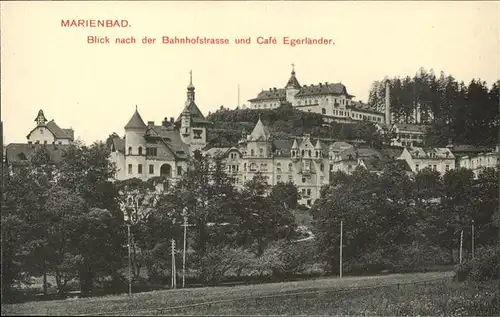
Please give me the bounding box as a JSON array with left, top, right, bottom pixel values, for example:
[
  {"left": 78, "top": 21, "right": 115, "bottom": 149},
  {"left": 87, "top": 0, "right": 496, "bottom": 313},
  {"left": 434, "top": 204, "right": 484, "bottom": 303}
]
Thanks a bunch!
[
  {"left": 128, "top": 147, "right": 132, "bottom": 154},
  {"left": 308, "top": 150, "right": 312, "bottom": 156},
  {"left": 291, "top": 150, "right": 295, "bottom": 157},
  {"left": 301, "top": 150, "right": 305, "bottom": 156}
]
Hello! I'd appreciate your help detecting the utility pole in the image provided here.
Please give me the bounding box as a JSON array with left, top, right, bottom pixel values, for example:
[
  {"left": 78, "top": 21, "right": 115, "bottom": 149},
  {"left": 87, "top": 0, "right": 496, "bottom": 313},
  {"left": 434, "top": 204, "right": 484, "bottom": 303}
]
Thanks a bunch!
[
  {"left": 182, "top": 209, "right": 188, "bottom": 288},
  {"left": 339, "top": 220, "right": 343, "bottom": 278},
  {"left": 171, "top": 239, "right": 177, "bottom": 289},
  {"left": 128, "top": 223, "right": 132, "bottom": 296},
  {"left": 471, "top": 220, "right": 475, "bottom": 260},
  {"left": 459, "top": 230, "right": 464, "bottom": 264}
]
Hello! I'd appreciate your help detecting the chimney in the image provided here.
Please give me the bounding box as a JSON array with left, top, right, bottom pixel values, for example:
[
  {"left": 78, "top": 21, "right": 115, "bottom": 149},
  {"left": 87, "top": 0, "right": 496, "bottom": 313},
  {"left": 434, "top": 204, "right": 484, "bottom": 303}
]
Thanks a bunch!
[
  {"left": 319, "top": 83, "right": 322, "bottom": 87},
  {"left": 325, "top": 82, "right": 328, "bottom": 85},
  {"left": 385, "top": 80, "right": 391, "bottom": 126},
  {"left": 147, "top": 121, "right": 154, "bottom": 126}
]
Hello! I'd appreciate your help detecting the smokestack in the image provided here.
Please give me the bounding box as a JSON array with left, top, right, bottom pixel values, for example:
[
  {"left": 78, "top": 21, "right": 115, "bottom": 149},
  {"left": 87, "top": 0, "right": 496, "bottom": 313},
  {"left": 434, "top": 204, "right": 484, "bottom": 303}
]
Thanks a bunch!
[{"left": 385, "top": 80, "right": 391, "bottom": 126}]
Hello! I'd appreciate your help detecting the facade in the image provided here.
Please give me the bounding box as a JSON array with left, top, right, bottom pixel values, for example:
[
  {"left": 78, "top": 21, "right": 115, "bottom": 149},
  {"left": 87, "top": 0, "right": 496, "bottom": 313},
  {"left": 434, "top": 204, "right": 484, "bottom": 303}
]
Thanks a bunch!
[
  {"left": 248, "top": 66, "right": 385, "bottom": 124},
  {"left": 109, "top": 72, "right": 210, "bottom": 182},
  {"left": 205, "top": 117, "right": 337, "bottom": 207},
  {"left": 26, "top": 110, "right": 74, "bottom": 145},
  {"left": 398, "top": 147, "right": 456, "bottom": 175},
  {"left": 458, "top": 145, "right": 499, "bottom": 178},
  {"left": 388, "top": 123, "right": 429, "bottom": 147}
]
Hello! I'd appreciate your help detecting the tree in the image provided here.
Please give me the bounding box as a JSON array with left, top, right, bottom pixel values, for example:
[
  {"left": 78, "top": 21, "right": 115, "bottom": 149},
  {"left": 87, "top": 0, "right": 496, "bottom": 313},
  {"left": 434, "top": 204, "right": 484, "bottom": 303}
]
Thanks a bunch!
[{"left": 56, "top": 141, "right": 124, "bottom": 295}]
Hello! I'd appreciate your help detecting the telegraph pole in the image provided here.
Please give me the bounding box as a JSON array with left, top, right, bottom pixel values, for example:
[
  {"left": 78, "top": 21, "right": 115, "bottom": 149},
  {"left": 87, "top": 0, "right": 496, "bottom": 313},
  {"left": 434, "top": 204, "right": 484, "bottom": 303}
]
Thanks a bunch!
[
  {"left": 459, "top": 230, "right": 464, "bottom": 264},
  {"left": 471, "top": 220, "right": 475, "bottom": 260},
  {"left": 339, "top": 220, "right": 343, "bottom": 278},
  {"left": 182, "top": 209, "right": 188, "bottom": 288},
  {"left": 171, "top": 239, "right": 177, "bottom": 289}
]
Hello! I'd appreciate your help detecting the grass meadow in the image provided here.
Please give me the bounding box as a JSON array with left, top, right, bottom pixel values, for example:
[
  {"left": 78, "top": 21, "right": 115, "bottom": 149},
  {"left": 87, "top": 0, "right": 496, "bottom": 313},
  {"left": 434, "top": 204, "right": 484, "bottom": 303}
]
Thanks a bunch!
[{"left": 2, "top": 271, "right": 498, "bottom": 316}]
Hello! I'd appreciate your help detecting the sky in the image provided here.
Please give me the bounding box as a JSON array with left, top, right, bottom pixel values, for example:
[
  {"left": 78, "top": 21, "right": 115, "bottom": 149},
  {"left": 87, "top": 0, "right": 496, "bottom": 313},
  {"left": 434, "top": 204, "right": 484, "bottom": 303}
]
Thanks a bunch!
[{"left": 1, "top": 1, "right": 498, "bottom": 145}]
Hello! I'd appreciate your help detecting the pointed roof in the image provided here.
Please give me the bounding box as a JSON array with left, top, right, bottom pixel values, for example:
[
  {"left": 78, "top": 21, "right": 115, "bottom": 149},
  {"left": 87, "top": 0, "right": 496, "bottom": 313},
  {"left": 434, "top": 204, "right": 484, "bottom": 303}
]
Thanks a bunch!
[
  {"left": 291, "top": 138, "right": 299, "bottom": 149},
  {"left": 34, "top": 109, "right": 47, "bottom": 124},
  {"left": 314, "top": 140, "right": 323, "bottom": 150},
  {"left": 176, "top": 100, "right": 211, "bottom": 125},
  {"left": 125, "top": 107, "right": 146, "bottom": 130},
  {"left": 187, "top": 70, "right": 194, "bottom": 90},
  {"left": 248, "top": 117, "right": 270, "bottom": 142},
  {"left": 285, "top": 64, "right": 301, "bottom": 89}
]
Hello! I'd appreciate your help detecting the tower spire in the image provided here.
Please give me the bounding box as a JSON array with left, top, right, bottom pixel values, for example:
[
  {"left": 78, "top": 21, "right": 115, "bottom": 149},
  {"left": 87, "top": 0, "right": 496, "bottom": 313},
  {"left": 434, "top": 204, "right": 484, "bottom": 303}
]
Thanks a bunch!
[
  {"left": 186, "top": 70, "right": 195, "bottom": 103},
  {"left": 291, "top": 63, "right": 295, "bottom": 75}
]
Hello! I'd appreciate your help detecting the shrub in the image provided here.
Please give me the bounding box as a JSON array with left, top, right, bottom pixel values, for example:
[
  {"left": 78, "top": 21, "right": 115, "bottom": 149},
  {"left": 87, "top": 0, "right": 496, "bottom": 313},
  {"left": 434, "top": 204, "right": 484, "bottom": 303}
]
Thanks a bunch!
[{"left": 455, "top": 245, "right": 500, "bottom": 282}]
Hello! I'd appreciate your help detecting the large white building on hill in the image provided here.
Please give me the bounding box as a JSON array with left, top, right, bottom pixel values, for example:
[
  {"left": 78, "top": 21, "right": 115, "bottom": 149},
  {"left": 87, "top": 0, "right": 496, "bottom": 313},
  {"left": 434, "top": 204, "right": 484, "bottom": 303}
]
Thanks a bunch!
[{"left": 248, "top": 65, "right": 385, "bottom": 125}]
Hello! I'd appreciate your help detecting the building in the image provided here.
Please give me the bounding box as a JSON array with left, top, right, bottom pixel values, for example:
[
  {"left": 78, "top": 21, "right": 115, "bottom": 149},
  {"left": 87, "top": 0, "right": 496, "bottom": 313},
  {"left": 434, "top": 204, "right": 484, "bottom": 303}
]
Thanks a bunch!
[
  {"left": 458, "top": 145, "right": 499, "bottom": 178},
  {"left": 27, "top": 110, "right": 74, "bottom": 145},
  {"left": 109, "top": 72, "right": 210, "bottom": 182},
  {"left": 330, "top": 147, "right": 383, "bottom": 175},
  {"left": 248, "top": 65, "right": 385, "bottom": 124},
  {"left": 397, "top": 147, "right": 455, "bottom": 175},
  {"left": 205, "top": 117, "right": 341, "bottom": 207},
  {"left": 5, "top": 110, "right": 74, "bottom": 172},
  {"left": 388, "top": 123, "right": 428, "bottom": 147}
]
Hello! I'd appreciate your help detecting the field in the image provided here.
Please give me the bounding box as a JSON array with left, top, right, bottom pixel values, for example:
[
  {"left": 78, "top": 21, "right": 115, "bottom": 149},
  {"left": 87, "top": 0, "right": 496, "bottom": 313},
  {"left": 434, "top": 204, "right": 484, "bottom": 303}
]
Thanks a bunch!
[{"left": 2, "top": 271, "right": 497, "bottom": 316}]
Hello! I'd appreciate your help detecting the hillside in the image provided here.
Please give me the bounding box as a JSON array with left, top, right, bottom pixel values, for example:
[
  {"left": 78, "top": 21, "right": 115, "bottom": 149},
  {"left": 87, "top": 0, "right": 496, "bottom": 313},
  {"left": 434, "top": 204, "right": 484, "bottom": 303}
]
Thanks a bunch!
[{"left": 205, "top": 104, "right": 386, "bottom": 148}]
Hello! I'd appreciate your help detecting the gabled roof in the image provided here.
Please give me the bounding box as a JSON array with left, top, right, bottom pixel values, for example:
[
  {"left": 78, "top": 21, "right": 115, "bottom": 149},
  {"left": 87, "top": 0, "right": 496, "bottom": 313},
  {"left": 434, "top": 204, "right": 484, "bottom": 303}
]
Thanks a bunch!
[
  {"left": 407, "top": 147, "right": 455, "bottom": 160},
  {"left": 26, "top": 120, "right": 74, "bottom": 140},
  {"left": 111, "top": 138, "right": 125, "bottom": 153},
  {"left": 5, "top": 143, "right": 71, "bottom": 164},
  {"left": 125, "top": 109, "right": 147, "bottom": 130},
  {"left": 329, "top": 142, "right": 353, "bottom": 153},
  {"left": 145, "top": 125, "right": 190, "bottom": 159},
  {"left": 295, "top": 83, "right": 350, "bottom": 98},
  {"left": 360, "top": 158, "right": 412, "bottom": 173},
  {"left": 248, "top": 118, "right": 271, "bottom": 141},
  {"left": 336, "top": 147, "right": 382, "bottom": 161},
  {"left": 248, "top": 88, "right": 286, "bottom": 102},
  {"left": 349, "top": 102, "right": 383, "bottom": 115},
  {"left": 176, "top": 101, "right": 211, "bottom": 125}
]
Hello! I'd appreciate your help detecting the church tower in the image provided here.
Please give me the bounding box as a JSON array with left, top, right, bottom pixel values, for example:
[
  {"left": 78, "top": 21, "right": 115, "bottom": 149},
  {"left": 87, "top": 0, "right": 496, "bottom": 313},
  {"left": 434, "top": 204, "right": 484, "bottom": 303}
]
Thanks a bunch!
[
  {"left": 35, "top": 109, "right": 48, "bottom": 126},
  {"left": 285, "top": 63, "right": 301, "bottom": 106},
  {"left": 178, "top": 70, "right": 211, "bottom": 153}
]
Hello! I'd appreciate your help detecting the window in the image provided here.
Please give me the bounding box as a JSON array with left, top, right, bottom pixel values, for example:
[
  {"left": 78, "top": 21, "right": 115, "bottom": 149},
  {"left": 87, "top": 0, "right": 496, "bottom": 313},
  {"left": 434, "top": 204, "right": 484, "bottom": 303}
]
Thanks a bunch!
[
  {"left": 138, "top": 147, "right": 143, "bottom": 155},
  {"left": 308, "top": 150, "right": 312, "bottom": 156},
  {"left": 193, "top": 129, "right": 203, "bottom": 139},
  {"left": 302, "top": 189, "right": 306, "bottom": 196},
  {"left": 177, "top": 166, "right": 182, "bottom": 176},
  {"left": 251, "top": 149, "right": 255, "bottom": 156},
  {"left": 320, "top": 163, "right": 324, "bottom": 171},
  {"left": 40, "top": 128, "right": 44, "bottom": 134},
  {"left": 288, "top": 163, "right": 293, "bottom": 171},
  {"left": 58, "top": 141, "right": 62, "bottom": 145},
  {"left": 416, "top": 164, "right": 420, "bottom": 172},
  {"left": 28, "top": 141, "right": 32, "bottom": 144},
  {"left": 149, "top": 165, "right": 154, "bottom": 174},
  {"left": 307, "top": 189, "right": 311, "bottom": 196},
  {"left": 433, "top": 165, "right": 437, "bottom": 171},
  {"left": 128, "top": 164, "right": 132, "bottom": 174},
  {"left": 302, "top": 177, "right": 306, "bottom": 183},
  {"left": 301, "top": 150, "right": 305, "bottom": 156},
  {"left": 307, "top": 199, "right": 312, "bottom": 206},
  {"left": 321, "top": 108, "right": 326, "bottom": 114},
  {"left": 146, "top": 147, "right": 158, "bottom": 156},
  {"left": 128, "top": 147, "right": 132, "bottom": 154},
  {"left": 277, "top": 175, "right": 281, "bottom": 181},
  {"left": 288, "top": 175, "right": 293, "bottom": 181},
  {"left": 138, "top": 164, "right": 143, "bottom": 174},
  {"left": 445, "top": 165, "right": 450, "bottom": 172},
  {"left": 259, "top": 148, "right": 264, "bottom": 156},
  {"left": 44, "top": 141, "right": 47, "bottom": 144}
]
